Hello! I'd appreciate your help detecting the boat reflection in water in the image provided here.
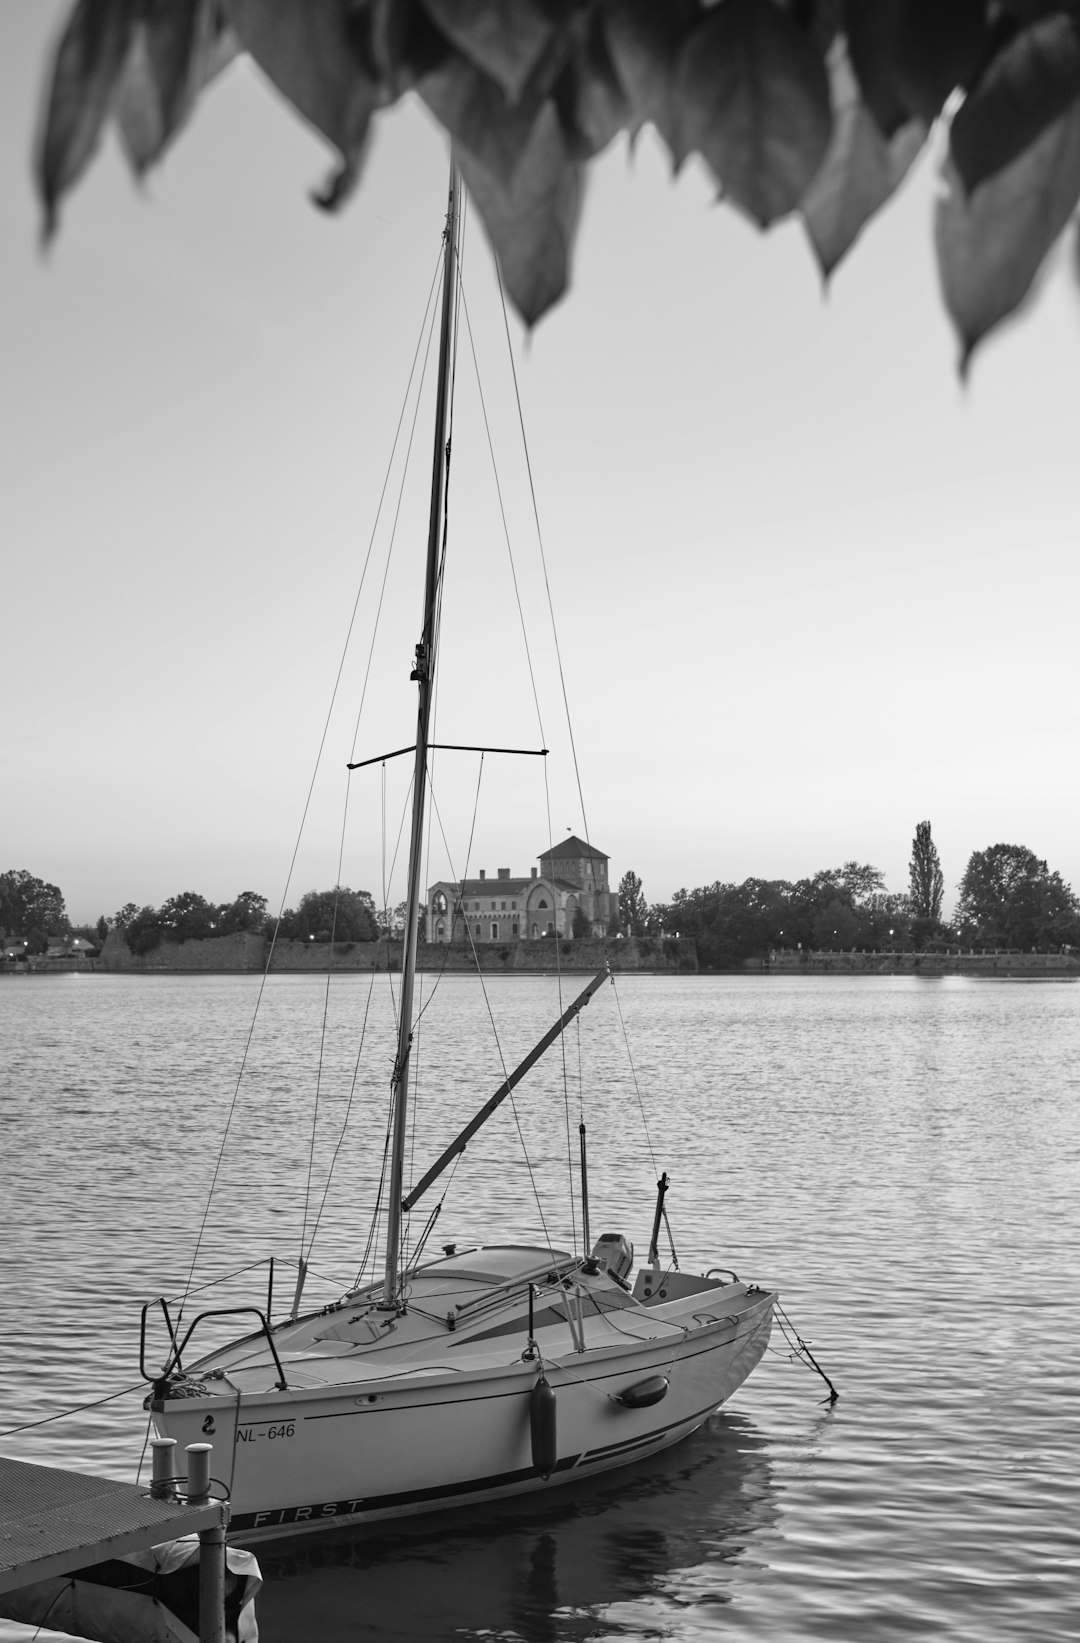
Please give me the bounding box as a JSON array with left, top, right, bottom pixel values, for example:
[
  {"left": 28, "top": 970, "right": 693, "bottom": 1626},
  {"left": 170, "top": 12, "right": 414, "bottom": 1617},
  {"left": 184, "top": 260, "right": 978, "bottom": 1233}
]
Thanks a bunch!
[{"left": 256, "top": 1408, "right": 777, "bottom": 1642}]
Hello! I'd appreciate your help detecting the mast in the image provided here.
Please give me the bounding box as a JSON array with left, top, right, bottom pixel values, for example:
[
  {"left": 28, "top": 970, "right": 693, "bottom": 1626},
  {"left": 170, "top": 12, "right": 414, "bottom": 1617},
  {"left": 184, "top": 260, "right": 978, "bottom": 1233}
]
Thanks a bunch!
[{"left": 383, "top": 164, "right": 462, "bottom": 1306}]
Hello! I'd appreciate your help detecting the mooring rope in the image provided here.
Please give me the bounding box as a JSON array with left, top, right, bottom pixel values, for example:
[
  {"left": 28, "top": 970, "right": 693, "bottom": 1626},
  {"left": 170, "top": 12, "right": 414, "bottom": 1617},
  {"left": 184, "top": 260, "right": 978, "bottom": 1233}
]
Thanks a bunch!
[{"left": 772, "top": 1300, "right": 839, "bottom": 1403}]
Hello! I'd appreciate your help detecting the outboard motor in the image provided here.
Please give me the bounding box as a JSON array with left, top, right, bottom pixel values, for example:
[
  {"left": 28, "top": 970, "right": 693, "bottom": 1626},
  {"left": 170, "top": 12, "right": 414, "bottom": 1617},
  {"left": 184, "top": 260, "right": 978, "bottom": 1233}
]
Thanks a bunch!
[{"left": 590, "top": 1232, "right": 634, "bottom": 1283}]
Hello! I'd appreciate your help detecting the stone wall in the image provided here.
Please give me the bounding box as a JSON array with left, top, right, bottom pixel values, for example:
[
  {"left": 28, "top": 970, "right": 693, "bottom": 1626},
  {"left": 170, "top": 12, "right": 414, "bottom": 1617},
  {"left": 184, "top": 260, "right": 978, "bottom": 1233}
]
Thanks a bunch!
[
  {"left": 766, "top": 948, "right": 1080, "bottom": 977},
  {"left": 97, "top": 930, "right": 697, "bottom": 974},
  {"left": 100, "top": 930, "right": 267, "bottom": 971},
  {"left": 421, "top": 936, "right": 696, "bottom": 974}
]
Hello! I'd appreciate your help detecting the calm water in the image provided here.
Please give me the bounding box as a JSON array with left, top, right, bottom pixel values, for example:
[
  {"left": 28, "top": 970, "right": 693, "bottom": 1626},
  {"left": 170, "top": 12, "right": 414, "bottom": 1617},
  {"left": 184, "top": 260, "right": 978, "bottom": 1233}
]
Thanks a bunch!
[{"left": 1, "top": 971, "right": 1078, "bottom": 1642}]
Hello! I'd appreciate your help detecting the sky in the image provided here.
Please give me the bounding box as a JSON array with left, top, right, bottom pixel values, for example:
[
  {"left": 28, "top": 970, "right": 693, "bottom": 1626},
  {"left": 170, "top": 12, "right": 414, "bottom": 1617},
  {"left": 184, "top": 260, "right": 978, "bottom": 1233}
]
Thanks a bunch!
[{"left": 3, "top": 4, "right": 1080, "bottom": 927}]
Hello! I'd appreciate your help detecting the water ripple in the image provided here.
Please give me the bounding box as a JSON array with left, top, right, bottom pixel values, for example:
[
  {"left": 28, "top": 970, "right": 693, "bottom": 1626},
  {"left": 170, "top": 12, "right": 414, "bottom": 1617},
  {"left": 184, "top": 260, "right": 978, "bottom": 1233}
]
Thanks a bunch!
[{"left": 1, "top": 973, "right": 1077, "bottom": 1642}]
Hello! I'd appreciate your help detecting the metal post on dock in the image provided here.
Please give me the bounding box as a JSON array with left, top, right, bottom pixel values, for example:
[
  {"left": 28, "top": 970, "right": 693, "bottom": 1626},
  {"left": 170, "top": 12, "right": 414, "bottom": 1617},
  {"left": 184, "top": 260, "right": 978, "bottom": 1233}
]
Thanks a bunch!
[
  {"left": 150, "top": 1436, "right": 177, "bottom": 1499},
  {"left": 185, "top": 1442, "right": 212, "bottom": 1505},
  {"left": 185, "top": 1442, "right": 227, "bottom": 1643}
]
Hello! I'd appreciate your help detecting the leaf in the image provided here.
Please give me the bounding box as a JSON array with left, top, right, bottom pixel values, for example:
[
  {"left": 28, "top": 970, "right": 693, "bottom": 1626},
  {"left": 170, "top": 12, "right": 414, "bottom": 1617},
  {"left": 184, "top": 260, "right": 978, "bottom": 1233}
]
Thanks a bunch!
[
  {"left": 36, "top": 0, "right": 137, "bottom": 239},
  {"left": 801, "top": 42, "right": 926, "bottom": 276},
  {"left": 997, "top": 0, "right": 1079, "bottom": 21},
  {"left": 935, "top": 99, "right": 1080, "bottom": 369},
  {"left": 220, "top": 0, "right": 384, "bottom": 203},
  {"left": 950, "top": 14, "right": 1080, "bottom": 194},
  {"left": 809, "top": 0, "right": 847, "bottom": 60},
  {"left": 420, "top": 0, "right": 560, "bottom": 104},
  {"left": 672, "top": 0, "right": 833, "bottom": 226},
  {"left": 893, "top": 0, "right": 989, "bottom": 124},
  {"left": 458, "top": 100, "right": 583, "bottom": 324},
  {"left": 843, "top": 0, "right": 909, "bottom": 136},
  {"left": 601, "top": 0, "right": 700, "bottom": 142},
  {"left": 115, "top": 0, "right": 239, "bottom": 176},
  {"left": 363, "top": 0, "right": 446, "bottom": 93},
  {"left": 418, "top": 51, "right": 546, "bottom": 188},
  {"left": 555, "top": 7, "right": 630, "bottom": 160}
]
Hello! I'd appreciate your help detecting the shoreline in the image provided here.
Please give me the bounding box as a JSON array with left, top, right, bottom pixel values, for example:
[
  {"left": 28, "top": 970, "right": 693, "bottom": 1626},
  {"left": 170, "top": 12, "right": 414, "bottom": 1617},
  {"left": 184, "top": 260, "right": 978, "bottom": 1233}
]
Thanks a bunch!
[
  {"left": 5, "top": 932, "right": 698, "bottom": 978},
  {"left": 6, "top": 949, "right": 1077, "bottom": 980}
]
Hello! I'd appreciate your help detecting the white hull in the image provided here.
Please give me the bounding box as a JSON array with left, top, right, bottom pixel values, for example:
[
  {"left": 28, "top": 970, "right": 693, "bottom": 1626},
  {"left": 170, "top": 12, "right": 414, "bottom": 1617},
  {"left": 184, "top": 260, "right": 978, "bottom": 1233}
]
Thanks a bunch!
[{"left": 149, "top": 1248, "right": 774, "bottom": 1544}]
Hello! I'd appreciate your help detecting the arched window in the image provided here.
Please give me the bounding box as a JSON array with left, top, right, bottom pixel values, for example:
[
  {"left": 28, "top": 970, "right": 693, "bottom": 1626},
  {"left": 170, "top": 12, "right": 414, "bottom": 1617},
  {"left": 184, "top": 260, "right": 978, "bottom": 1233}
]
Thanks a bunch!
[
  {"left": 537, "top": 898, "right": 548, "bottom": 909},
  {"left": 531, "top": 922, "right": 538, "bottom": 938},
  {"left": 490, "top": 922, "right": 498, "bottom": 940},
  {"left": 512, "top": 923, "right": 518, "bottom": 937}
]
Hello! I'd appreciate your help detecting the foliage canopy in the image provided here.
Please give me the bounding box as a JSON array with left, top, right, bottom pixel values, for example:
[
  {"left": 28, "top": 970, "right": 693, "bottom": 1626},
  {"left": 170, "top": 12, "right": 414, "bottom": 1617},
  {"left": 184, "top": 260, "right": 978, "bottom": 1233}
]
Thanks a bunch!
[
  {"left": 956, "top": 843, "right": 1080, "bottom": 947},
  {"left": 0, "top": 869, "right": 69, "bottom": 940},
  {"left": 617, "top": 868, "right": 648, "bottom": 935},
  {"left": 276, "top": 885, "right": 379, "bottom": 943},
  {"left": 37, "top": 0, "right": 1080, "bottom": 364},
  {"left": 908, "top": 819, "right": 944, "bottom": 944},
  {"left": 109, "top": 884, "right": 378, "bottom": 948},
  {"left": 665, "top": 860, "right": 907, "bottom": 965}
]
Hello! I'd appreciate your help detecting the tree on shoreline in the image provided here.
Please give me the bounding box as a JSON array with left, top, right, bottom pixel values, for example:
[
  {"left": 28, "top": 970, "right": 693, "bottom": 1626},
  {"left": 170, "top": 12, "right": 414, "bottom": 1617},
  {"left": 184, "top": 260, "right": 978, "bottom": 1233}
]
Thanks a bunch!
[
  {"left": 111, "top": 888, "right": 271, "bottom": 951},
  {"left": 617, "top": 870, "right": 648, "bottom": 937},
  {"left": 0, "top": 869, "right": 68, "bottom": 941},
  {"left": 275, "top": 886, "right": 378, "bottom": 943},
  {"left": 908, "top": 820, "right": 944, "bottom": 947},
  {"left": 663, "top": 861, "right": 909, "bottom": 965},
  {"left": 956, "top": 845, "right": 1080, "bottom": 948},
  {"left": 107, "top": 884, "right": 379, "bottom": 948}
]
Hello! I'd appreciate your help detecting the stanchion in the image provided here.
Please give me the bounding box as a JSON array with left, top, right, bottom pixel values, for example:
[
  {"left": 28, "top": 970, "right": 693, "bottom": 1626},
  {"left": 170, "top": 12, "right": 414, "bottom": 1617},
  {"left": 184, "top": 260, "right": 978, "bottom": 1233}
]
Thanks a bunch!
[
  {"left": 185, "top": 1442, "right": 212, "bottom": 1505},
  {"left": 184, "top": 1442, "right": 226, "bottom": 1643},
  {"left": 149, "top": 1437, "right": 177, "bottom": 1500}
]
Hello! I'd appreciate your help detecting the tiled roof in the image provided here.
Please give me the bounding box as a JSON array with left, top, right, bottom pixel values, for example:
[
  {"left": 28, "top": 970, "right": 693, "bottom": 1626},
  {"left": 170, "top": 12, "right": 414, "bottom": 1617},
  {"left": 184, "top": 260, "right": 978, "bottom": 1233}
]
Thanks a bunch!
[
  {"left": 429, "top": 874, "right": 583, "bottom": 899},
  {"left": 538, "top": 835, "right": 608, "bottom": 862},
  {"left": 432, "top": 878, "right": 536, "bottom": 898}
]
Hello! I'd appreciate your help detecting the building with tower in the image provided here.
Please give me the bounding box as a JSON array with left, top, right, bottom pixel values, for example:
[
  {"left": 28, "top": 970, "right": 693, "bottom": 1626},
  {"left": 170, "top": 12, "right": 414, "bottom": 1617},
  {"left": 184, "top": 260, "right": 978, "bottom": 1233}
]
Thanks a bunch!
[{"left": 426, "top": 836, "right": 613, "bottom": 944}]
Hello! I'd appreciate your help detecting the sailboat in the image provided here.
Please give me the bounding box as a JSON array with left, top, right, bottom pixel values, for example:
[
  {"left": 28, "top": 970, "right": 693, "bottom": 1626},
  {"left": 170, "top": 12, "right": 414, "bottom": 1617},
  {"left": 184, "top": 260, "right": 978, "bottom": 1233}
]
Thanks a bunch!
[{"left": 142, "top": 166, "right": 776, "bottom": 1544}]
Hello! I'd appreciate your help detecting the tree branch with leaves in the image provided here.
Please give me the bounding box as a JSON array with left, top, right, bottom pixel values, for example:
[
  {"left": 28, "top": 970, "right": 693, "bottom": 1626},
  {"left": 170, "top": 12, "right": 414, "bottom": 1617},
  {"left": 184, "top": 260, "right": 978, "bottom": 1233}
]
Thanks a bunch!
[{"left": 35, "top": 0, "right": 1080, "bottom": 366}]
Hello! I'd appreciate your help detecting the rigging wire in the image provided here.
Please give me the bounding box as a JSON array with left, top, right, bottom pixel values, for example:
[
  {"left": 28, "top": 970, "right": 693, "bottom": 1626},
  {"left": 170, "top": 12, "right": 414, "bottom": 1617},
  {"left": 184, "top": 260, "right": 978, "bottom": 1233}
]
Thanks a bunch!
[
  {"left": 377, "top": 754, "right": 413, "bottom": 979},
  {"left": 352, "top": 1105, "right": 393, "bottom": 1291},
  {"left": 538, "top": 755, "right": 577, "bottom": 1254},
  {"left": 420, "top": 768, "right": 559, "bottom": 1262},
  {"left": 297, "top": 808, "right": 354, "bottom": 1270},
  {"left": 459, "top": 271, "right": 581, "bottom": 1252},
  {"left": 299, "top": 251, "right": 446, "bottom": 1282},
  {"left": 490, "top": 261, "right": 608, "bottom": 1250},
  {"left": 0, "top": 1381, "right": 151, "bottom": 1437},
  {"left": 457, "top": 283, "right": 546, "bottom": 751},
  {"left": 493, "top": 257, "right": 591, "bottom": 846},
  {"left": 300, "top": 965, "right": 379, "bottom": 1270},
  {"left": 175, "top": 250, "right": 445, "bottom": 1315},
  {"left": 346, "top": 272, "right": 444, "bottom": 766},
  {"left": 609, "top": 973, "right": 660, "bottom": 1178},
  {"left": 289, "top": 227, "right": 448, "bottom": 1284}
]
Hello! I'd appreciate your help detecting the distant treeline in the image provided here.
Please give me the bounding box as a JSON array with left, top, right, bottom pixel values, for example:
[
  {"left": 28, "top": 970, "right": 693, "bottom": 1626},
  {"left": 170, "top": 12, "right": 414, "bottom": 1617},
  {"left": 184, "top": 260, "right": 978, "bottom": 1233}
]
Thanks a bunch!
[
  {"left": 4, "top": 830, "right": 1079, "bottom": 966},
  {"left": 0, "top": 873, "right": 386, "bottom": 956},
  {"left": 109, "top": 887, "right": 384, "bottom": 955},
  {"left": 643, "top": 839, "right": 1080, "bottom": 968}
]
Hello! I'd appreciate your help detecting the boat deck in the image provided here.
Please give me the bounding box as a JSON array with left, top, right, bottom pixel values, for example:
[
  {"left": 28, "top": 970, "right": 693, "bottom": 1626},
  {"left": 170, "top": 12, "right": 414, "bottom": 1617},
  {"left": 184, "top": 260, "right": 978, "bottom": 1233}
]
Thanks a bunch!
[{"left": 178, "top": 1246, "right": 759, "bottom": 1396}]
